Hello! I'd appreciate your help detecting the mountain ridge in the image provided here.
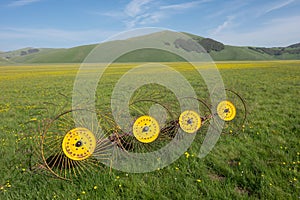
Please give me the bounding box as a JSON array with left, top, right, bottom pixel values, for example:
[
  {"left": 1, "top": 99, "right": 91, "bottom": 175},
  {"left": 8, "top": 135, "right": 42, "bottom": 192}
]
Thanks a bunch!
[{"left": 1, "top": 31, "right": 299, "bottom": 63}]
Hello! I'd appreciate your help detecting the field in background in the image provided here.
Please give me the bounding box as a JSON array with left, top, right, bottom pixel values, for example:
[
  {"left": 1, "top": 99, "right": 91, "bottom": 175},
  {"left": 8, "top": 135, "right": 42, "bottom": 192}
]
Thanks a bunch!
[{"left": 0, "top": 61, "right": 299, "bottom": 199}]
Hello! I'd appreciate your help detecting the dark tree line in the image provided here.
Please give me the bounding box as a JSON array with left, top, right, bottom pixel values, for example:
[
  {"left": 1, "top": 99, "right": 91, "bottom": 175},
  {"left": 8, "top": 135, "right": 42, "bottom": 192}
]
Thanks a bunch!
[
  {"left": 173, "top": 37, "right": 225, "bottom": 53},
  {"left": 20, "top": 48, "right": 40, "bottom": 56},
  {"left": 197, "top": 38, "right": 225, "bottom": 52}
]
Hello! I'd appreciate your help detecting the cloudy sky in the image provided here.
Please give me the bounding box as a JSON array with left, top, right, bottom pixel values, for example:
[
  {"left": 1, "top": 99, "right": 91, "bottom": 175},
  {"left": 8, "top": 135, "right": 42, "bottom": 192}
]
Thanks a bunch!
[{"left": 0, "top": 0, "right": 299, "bottom": 51}]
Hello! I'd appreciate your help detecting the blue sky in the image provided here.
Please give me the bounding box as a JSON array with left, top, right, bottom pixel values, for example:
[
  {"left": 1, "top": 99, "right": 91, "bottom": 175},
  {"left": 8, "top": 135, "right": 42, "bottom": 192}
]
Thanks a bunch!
[{"left": 0, "top": 0, "right": 299, "bottom": 51}]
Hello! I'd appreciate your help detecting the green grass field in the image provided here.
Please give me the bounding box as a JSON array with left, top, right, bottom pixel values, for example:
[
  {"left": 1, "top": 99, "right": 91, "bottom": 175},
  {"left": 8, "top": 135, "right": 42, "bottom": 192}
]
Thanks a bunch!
[{"left": 0, "top": 61, "right": 299, "bottom": 199}]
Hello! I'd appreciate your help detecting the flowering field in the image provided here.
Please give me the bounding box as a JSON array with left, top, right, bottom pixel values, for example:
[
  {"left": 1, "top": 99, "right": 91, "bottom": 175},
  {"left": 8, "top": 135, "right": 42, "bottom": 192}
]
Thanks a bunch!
[{"left": 0, "top": 61, "right": 299, "bottom": 199}]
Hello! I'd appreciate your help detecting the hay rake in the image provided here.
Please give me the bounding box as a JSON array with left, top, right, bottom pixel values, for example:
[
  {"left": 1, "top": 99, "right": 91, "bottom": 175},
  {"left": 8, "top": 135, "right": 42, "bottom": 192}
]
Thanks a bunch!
[{"left": 27, "top": 88, "right": 246, "bottom": 180}]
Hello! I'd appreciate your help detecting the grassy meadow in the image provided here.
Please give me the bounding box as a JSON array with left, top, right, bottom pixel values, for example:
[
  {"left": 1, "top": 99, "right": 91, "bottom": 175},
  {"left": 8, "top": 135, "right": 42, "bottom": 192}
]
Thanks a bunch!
[{"left": 0, "top": 61, "right": 299, "bottom": 199}]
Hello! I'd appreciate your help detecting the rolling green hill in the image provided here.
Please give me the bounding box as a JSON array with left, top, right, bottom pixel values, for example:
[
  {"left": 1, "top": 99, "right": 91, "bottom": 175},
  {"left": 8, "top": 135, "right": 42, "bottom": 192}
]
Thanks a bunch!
[
  {"left": 0, "top": 47, "right": 49, "bottom": 59},
  {"left": 1, "top": 31, "right": 299, "bottom": 63},
  {"left": 210, "top": 46, "right": 273, "bottom": 61},
  {"left": 185, "top": 33, "right": 300, "bottom": 61},
  {"left": 9, "top": 44, "right": 96, "bottom": 63},
  {"left": 0, "top": 57, "right": 14, "bottom": 65}
]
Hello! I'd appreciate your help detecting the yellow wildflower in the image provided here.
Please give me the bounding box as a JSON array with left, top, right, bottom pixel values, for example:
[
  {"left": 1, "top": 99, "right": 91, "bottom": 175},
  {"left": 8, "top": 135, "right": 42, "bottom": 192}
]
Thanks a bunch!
[{"left": 185, "top": 152, "right": 190, "bottom": 158}]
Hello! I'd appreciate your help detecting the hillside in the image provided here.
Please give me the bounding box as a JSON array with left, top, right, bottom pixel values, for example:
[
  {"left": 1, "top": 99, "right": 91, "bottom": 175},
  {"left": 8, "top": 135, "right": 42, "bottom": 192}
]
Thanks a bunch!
[
  {"left": 8, "top": 44, "right": 96, "bottom": 63},
  {"left": 0, "top": 47, "right": 50, "bottom": 59},
  {"left": 0, "top": 57, "right": 12, "bottom": 65},
  {"left": 185, "top": 33, "right": 300, "bottom": 61},
  {"left": 0, "top": 31, "right": 299, "bottom": 63}
]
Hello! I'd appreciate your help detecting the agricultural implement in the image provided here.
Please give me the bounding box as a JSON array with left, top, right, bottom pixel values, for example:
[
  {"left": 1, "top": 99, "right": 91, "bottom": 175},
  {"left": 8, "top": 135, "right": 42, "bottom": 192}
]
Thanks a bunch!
[{"left": 28, "top": 88, "right": 247, "bottom": 180}]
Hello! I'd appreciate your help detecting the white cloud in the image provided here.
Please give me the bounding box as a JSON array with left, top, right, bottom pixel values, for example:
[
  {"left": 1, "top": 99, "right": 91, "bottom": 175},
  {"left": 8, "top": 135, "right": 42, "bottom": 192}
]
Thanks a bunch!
[
  {"left": 264, "top": 0, "right": 294, "bottom": 14},
  {"left": 90, "top": 11, "right": 125, "bottom": 18},
  {"left": 125, "top": 0, "right": 153, "bottom": 17},
  {"left": 160, "top": 0, "right": 207, "bottom": 10},
  {"left": 98, "top": 0, "right": 204, "bottom": 28},
  {"left": 140, "top": 12, "right": 164, "bottom": 25},
  {"left": 211, "top": 16, "right": 235, "bottom": 35},
  {"left": 252, "top": 0, "right": 296, "bottom": 18},
  {"left": 7, "top": 0, "right": 41, "bottom": 7},
  {"left": 210, "top": 15, "right": 300, "bottom": 47},
  {"left": 206, "top": 1, "right": 249, "bottom": 19},
  {"left": 124, "top": 12, "right": 165, "bottom": 28},
  {"left": 205, "top": 1, "right": 299, "bottom": 47},
  {"left": 0, "top": 27, "right": 116, "bottom": 50}
]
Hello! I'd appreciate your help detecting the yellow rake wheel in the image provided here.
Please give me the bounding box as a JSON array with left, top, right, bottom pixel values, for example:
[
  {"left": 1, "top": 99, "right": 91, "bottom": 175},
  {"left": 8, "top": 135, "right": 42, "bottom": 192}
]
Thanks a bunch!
[
  {"left": 217, "top": 100, "right": 236, "bottom": 121},
  {"left": 40, "top": 109, "right": 113, "bottom": 180},
  {"left": 179, "top": 110, "right": 201, "bottom": 134},
  {"left": 62, "top": 127, "right": 96, "bottom": 161},
  {"left": 210, "top": 88, "right": 248, "bottom": 134},
  {"left": 132, "top": 116, "right": 160, "bottom": 143}
]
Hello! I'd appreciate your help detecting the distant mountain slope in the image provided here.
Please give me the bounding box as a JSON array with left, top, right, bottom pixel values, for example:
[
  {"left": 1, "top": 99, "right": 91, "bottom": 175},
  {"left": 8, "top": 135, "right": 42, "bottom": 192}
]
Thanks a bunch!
[
  {"left": 210, "top": 46, "right": 273, "bottom": 61},
  {"left": 0, "top": 57, "right": 12, "bottom": 64},
  {"left": 1, "top": 31, "right": 299, "bottom": 63},
  {"left": 287, "top": 43, "right": 300, "bottom": 48},
  {"left": 9, "top": 44, "right": 96, "bottom": 63},
  {"left": 183, "top": 33, "right": 300, "bottom": 60},
  {"left": 0, "top": 48, "right": 51, "bottom": 59}
]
